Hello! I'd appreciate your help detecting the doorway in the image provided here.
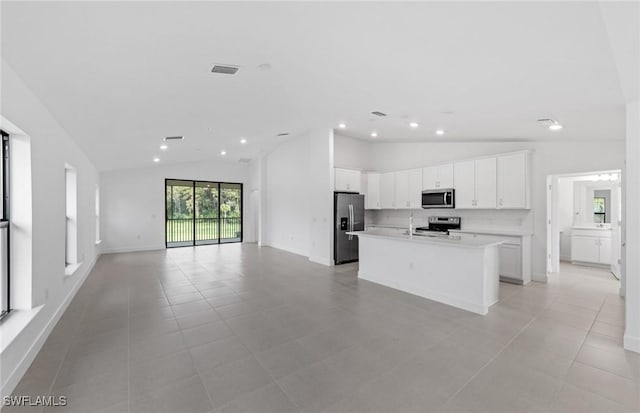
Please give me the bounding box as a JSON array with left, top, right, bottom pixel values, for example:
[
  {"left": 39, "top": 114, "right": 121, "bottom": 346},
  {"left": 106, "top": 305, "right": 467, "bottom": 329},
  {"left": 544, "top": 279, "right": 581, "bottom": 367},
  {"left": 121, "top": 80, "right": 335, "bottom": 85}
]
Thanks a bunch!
[
  {"left": 165, "top": 179, "right": 243, "bottom": 248},
  {"left": 546, "top": 170, "right": 622, "bottom": 288}
]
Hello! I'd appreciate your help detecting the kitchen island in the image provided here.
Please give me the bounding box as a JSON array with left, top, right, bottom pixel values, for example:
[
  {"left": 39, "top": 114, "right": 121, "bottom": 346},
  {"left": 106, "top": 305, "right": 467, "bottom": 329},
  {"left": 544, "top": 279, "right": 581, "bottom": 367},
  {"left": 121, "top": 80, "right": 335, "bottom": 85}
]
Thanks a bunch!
[{"left": 347, "top": 229, "right": 504, "bottom": 315}]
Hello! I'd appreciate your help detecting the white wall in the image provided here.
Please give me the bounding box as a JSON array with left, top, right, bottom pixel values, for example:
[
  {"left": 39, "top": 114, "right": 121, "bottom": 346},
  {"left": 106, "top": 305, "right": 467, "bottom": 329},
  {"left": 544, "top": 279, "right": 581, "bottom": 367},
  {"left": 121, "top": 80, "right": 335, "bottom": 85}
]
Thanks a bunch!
[
  {"left": 334, "top": 135, "right": 625, "bottom": 281},
  {"left": 334, "top": 133, "right": 371, "bottom": 170},
  {"left": 624, "top": 100, "right": 640, "bottom": 353},
  {"left": 262, "top": 129, "right": 334, "bottom": 264},
  {"left": 1, "top": 60, "right": 100, "bottom": 396},
  {"left": 101, "top": 159, "right": 249, "bottom": 253}
]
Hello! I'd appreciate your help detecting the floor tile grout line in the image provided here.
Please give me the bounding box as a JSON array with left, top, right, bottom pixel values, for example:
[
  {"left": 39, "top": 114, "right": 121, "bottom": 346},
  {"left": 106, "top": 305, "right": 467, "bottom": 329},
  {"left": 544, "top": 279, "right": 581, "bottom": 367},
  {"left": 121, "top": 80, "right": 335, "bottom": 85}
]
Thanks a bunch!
[{"left": 441, "top": 290, "right": 561, "bottom": 408}]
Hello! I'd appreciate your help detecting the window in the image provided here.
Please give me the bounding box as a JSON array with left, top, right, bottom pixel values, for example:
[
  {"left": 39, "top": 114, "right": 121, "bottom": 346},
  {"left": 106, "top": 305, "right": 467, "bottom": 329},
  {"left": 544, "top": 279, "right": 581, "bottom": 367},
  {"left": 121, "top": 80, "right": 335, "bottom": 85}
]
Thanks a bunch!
[
  {"left": 65, "top": 165, "right": 78, "bottom": 270},
  {"left": 165, "top": 179, "right": 242, "bottom": 248},
  {"left": 594, "top": 196, "right": 606, "bottom": 223},
  {"left": 1, "top": 130, "right": 10, "bottom": 319}
]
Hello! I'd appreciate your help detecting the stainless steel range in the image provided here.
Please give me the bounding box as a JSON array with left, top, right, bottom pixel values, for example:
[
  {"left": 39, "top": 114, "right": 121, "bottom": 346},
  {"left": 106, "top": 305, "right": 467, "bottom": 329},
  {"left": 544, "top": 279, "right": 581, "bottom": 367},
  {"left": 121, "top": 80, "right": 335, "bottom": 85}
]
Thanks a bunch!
[{"left": 414, "top": 216, "right": 461, "bottom": 237}]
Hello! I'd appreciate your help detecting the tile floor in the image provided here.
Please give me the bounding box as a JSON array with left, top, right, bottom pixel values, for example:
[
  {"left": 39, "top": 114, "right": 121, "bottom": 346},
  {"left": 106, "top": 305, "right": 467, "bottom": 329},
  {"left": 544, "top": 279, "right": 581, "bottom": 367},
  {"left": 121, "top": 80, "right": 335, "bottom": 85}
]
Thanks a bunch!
[{"left": 6, "top": 245, "right": 640, "bottom": 413}]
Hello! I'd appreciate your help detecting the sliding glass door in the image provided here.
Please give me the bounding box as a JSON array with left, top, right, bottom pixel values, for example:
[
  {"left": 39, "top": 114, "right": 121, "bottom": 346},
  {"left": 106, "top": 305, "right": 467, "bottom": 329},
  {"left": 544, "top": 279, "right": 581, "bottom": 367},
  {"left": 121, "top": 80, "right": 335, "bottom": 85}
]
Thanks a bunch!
[{"left": 166, "top": 179, "right": 242, "bottom": 248}]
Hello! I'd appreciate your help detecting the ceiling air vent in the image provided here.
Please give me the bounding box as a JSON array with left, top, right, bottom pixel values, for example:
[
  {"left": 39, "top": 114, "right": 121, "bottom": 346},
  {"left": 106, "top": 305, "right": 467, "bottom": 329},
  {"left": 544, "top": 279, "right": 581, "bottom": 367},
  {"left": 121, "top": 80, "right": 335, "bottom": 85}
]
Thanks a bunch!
[
  {"left": 211, "top": 65, "right": 239, "bottom": 75},
  {"left": 536, "top": 118, "right": 556, "bottom": 127},
  {"left": 371, "top": 111, "right": 387, "bottom": 117},
  {"left": 164, "top": 136, "right": 184, "bottom": 141},
  {"left": 277, "top": 132, "right": 289, "bottom": 137}
]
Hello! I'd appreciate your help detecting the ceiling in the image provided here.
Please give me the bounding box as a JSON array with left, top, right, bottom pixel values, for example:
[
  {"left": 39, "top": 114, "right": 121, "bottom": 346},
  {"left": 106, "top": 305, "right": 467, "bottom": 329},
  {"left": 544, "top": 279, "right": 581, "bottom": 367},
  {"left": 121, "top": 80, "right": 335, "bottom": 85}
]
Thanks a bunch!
[{"left": 0, "top": 1, "right": 635, "bottom": 171}]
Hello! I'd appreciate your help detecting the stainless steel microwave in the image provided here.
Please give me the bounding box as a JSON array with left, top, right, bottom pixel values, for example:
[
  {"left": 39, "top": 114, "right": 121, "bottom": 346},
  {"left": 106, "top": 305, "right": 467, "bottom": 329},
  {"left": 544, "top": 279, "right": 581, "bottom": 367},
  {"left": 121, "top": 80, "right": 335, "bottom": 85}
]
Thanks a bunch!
[{"left": 421, "top": 189, "right": 455, "bottom": 209}]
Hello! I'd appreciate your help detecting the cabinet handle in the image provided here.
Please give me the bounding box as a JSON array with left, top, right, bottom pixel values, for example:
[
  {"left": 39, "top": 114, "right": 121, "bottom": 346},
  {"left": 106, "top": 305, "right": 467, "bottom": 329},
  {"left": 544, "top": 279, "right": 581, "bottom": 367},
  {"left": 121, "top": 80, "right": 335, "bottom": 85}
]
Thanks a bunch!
[
  {"left": 346, "top": 184, "right": 350, "bottom": 190},
  {"left": 499, "top": 198, "right": 503, "bottom": 206}
]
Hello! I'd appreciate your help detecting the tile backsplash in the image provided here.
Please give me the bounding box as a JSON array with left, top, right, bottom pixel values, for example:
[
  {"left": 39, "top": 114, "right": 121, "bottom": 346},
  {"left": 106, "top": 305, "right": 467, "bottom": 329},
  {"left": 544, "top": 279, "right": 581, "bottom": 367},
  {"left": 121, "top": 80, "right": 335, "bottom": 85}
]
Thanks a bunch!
[{"left": 366, "top": 208, "right": 533, "bottom": 232}]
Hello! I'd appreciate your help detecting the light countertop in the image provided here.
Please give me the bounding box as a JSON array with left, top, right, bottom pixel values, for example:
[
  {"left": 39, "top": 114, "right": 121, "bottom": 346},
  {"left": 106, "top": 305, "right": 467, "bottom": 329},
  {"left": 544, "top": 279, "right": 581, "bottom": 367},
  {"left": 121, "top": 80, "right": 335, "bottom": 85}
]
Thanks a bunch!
[
  {"left": 347, "top": 229, "right": 504, "bottom": 249},
  {"left": 449, "top": 227, "right": 533, "bottom": 237}
]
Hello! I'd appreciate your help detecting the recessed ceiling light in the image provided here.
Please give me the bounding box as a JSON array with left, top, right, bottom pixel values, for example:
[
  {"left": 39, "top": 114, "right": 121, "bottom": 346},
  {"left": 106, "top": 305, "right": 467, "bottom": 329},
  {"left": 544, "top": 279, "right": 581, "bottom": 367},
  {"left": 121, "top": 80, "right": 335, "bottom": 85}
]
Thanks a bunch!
[
  {"left": 409, "top": 122, "right": 419, "bottom": 128},
  {"left": 338, "top": 123, "right": 347, "bottom": 129},
  {"left": 240, "top": 138, "right": 247, "bottom": 144},
  {"left": 370, "top": 131, "right": 378, "bottom": 138},
  {"left": 435, "top": 129, "right": 445, "bottom": 136},
  {"left": 549, "top": 123, "right": 563, "bottom": 131},
  {"left": 220, "top": 150, "right": 227, "bottom": 155},
  {"left": 153, "top": 157, "right": 160, "bottom": 163},
  {"left": 160, "top": 144, "right": 168, "bottom": 150}
]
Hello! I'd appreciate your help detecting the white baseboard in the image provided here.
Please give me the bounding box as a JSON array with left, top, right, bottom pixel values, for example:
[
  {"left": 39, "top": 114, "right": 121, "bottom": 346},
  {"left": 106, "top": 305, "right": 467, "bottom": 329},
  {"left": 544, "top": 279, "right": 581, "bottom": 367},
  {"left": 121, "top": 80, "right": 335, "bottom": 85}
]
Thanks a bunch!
[
  {"left": 101, "top": 244, "right": 164, "bottom": 254},
  {"left": 1, "top": 254, "right": 99, "bottom": 399},
  {"left": 309, "top": 256, "right": 332, "bottom": 266},
  {"left": 624, "top": 334, "right": 640, "bottom": 354}
]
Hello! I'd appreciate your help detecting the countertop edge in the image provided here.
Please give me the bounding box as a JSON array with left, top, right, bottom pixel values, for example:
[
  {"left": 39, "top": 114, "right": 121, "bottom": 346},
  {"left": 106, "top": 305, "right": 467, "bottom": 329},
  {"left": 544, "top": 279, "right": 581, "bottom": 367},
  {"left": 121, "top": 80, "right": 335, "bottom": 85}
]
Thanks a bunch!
[{"left": 347, "top": 231, "right": 504, "bottom": 249}]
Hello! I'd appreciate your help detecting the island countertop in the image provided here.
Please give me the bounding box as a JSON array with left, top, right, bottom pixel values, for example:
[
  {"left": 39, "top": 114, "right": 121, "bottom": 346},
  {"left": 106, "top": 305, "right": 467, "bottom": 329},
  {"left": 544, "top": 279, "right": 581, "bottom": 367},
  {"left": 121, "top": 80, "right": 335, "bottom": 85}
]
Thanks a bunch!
[{"left": 346, "top": 229, "right": 504, "bottom": 249}]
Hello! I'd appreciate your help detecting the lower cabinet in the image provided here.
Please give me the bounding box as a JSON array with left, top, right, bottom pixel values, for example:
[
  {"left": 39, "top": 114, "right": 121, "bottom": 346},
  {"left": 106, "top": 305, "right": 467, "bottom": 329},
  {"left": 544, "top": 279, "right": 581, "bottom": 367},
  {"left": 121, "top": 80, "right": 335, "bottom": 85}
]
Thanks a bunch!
[
  {"left": 453, "top": 231, "right": 531, "bottom": 284},
  {"left": 499, "top": 244, "right": 521, "bottom": 280},
  {"left": 571, "top": 232, "right": 611, "bottom": 265}
]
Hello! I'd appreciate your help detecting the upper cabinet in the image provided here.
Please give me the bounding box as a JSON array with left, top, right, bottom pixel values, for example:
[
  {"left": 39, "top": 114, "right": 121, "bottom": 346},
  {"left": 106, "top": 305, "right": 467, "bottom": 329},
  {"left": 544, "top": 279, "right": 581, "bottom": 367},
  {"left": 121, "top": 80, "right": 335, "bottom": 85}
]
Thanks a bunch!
[
  {"left": 345, "top": 150, "right": 531, "bottom": 211},
  {"left": 364, "top": 173, "right": 381, "bottom": 210},
  {"left": 422, "top": 164, "right": 453, "bottom": 190},
  {"left": 453, "top": 157, "right": 497, "bottom": 209},
  {"left": 335, "top": 168, "right": 361, "bottom": 193},
  {"left": 380, "top": 172, "right": 396, "bottom": 209},
  {"left": 395, "top": 169, "right": 422, "bottom": 209},
  {"left": 497, "top": 152, "right": 530, "bottom": 209}
]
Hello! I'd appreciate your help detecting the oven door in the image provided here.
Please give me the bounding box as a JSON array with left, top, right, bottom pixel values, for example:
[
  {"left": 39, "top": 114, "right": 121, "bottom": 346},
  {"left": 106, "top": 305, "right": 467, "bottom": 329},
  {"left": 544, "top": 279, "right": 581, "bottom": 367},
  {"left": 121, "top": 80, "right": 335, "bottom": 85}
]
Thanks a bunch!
[{"left": 421, "top": 189, "right": 454, "bottom": 208}]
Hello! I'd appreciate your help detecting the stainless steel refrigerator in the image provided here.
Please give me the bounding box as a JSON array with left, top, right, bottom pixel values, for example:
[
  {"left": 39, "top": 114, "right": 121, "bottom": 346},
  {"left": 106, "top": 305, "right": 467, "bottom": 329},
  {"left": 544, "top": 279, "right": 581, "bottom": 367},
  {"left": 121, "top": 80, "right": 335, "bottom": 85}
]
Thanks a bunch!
[{"left": 334, "top": 192, "right": 364, "bottom": 264}]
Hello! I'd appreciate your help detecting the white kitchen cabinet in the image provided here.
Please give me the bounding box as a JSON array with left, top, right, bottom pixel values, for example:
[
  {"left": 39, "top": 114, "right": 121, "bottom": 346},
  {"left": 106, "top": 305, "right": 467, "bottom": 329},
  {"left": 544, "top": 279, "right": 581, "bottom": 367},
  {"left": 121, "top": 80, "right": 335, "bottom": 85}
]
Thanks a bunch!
[
  {"left": 395, "top": 170, "right": 410, "bottom": 209},
  {"left": 395, "top": 169, "right": 422, "bottom": 209},
  {"left": 422, "top": 164, "right": 453, "bottom": 190},
  {"left": 451, "top": 230, "right": 532, "bottom": 284},
  {"left": 475, "top": 157, "right": 497, "bottom": 209},
  {"left": 499, "top": 244, "right": 522, "bottom": 280},
  {"left": 454, "top": 158, "right": 496, "bottom": 209},
  {"left": 408, "top": 168, "right": 422, "bottom": 208},
  {"left": 334, "top": 168, "right": 361, "bottom": 192},
  {"left": 453, "top": 160, "right": 476, "bottom": 208},
  {"left": 380, "top": 172, "right": 396, "bottom": 209},
  {"left": 364, "top": 173, "right": 381, "bottom": 210},
  {"left": 497, "top": 152, "right": 529, "bottom": 209}
]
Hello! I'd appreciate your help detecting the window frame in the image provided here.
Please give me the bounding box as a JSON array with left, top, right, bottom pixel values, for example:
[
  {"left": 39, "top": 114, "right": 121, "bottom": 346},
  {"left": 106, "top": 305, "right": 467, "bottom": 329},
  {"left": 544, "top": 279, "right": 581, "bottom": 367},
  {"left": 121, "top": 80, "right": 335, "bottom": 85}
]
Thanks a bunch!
[
  {"left": 593, "top": 196, "right": 606, "bottom": 224},
  {"left": 1, "top": 129, "right": 11, "bottom": 320},
  {"left": 164, "top": 179, "right": 243, "bottom": 248}
]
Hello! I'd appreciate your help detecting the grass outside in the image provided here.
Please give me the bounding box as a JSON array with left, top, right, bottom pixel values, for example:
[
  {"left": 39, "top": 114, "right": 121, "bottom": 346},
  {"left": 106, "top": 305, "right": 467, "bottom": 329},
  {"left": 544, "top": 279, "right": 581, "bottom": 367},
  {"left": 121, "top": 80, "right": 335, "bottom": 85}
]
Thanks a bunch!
[{"left": 166, "top": 219, "right": 241, "bottom": 242}]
